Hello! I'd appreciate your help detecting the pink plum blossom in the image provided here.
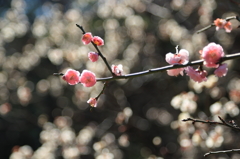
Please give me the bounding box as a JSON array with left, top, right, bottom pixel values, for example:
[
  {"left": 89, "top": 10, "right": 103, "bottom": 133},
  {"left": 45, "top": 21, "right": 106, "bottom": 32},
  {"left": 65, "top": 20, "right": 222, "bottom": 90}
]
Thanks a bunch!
[
  {"left": 165, "top": 49, "right": 189, "bottom": 76},
  {"left": 166, "top": 49, "right": 189, "bottom": 64},
  {"left": 62, "top": 69, "right": 80, "bottom": 85},
  {"left": 185, "top": 66, "right": 207, "bottom": 83},
  {"left": 82, "top": 32, "right": 93, "bottom": 45},
  {"left": 87, "top": 98, "right": 97, "bottom": 107},
  {"left": 214, "top": 63, "right": 228, "bottom": 77},
  {"left": 79, "top": 70, "right": 96, "bottom": 87},
  {"left": 214, "top": 18, "right": 232, "bottom": 33},
  {"left": 92, "top": 36, "right": 104, "bottom": 46},
  {"left": 88, "top": 52, "right": 99, "bottom": 62},
  {"left": 112, "top": 64, "right": 123, "bottom": 76},
  {"left": 201, "top": 43, "right": 224, "bottom": 68}
]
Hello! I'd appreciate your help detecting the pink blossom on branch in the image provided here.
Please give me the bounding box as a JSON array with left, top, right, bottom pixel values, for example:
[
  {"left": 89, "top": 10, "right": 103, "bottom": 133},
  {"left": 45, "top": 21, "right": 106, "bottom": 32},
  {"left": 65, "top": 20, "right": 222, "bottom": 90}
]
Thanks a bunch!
[
  {"left": 87, "top": 98, "right": 97, "bottom": 107},
  {"left": 185, "top": 67, "right": 207, "bottom": 83},
  {"left": 79, "top": 70, "right": 96, "bottom": 87},
  {"left": 214, "top": 18, "right": 232, "bottom": 33},
  {"left": 201, "top": 43, "right": 225, "bottom": 68},
  {"left": 165, "top": 49, "right": 189, "bottom": 76},
  {"left": 62, "top": 69, "right": 80, "bottom": 85},
  {"left": 88, "top": 52, "right": 99, "bottom": 62},
  {"left": 112, "top": 64, "right": 123, "bottom": 76},
  {"left": 92, "top": 36, "right": 104, "bottom": 46},
  {"left": 82, "top": 32, "right": 93, "bottom": 45},
  {"left": 214, "top": 63, "right": 228, "bottom": 77}
]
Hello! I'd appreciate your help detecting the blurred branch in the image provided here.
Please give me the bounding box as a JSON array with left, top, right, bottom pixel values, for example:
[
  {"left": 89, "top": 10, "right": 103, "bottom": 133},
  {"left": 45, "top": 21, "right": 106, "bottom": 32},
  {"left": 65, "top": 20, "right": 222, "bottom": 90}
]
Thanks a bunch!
[
  {"left": 197, "top": 16, "right": 240, "bottom": 34},
  {"left": 76, "top": 24, "right": 115, "bottom": 76},
  {"left": 204, "top": 149, "right": 240, "bottom": 157},
  {"left": 182, "top": 116, "right": 240, "bottom": 132},
  {"left": 96, "top": 52, "right": 240, "bottom": 82}
]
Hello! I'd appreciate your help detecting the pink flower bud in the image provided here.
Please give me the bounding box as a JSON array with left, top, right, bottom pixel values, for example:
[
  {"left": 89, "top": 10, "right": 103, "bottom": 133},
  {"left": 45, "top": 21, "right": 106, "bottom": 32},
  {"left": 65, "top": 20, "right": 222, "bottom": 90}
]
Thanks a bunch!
[
  {"left": 214, "top": 63, "right": 228, "bottom": 77},
  {"left": 87, "top": 98, "right": 97, "bottom": 107},
  {"left": 82, "top": 32, "right": 93, "bottom": 45},
  {"left": 62, "top": 69, "right": 80, "bottom": 85},
  {"left": 112, "top": 64, "right": 123, "bottom": 76},
  {"left": 79, "top": 70, "right": 96, "bottom": 87},
  {"left": 88, "top": 52, "right": 99, "bottom": 62},
  {"left": 92, "top": 36, "right": 104, "bottom": 46},
  {"left": 201, "top": 43, "right": 224, "bottom": 68},
  {"left": 185, "top": 67, "right": 207, "bottom": 83}
]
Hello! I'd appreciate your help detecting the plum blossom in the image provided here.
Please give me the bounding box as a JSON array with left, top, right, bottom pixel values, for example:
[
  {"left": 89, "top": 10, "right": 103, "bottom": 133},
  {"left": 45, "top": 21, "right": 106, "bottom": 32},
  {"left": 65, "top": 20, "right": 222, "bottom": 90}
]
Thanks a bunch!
[
  {"left": 165, "top": 49, "right": 189, "bottom": 76},
  {"left": 79, "top": 70, "right": 96, "bottom": 87},
  {"left": 92, "top": 36, "right": 104, "bottom": 46},
  {"left": 87, "top": 98, "right": 97, "bottom": 107},
  {"left": 185, "top": 66, "right": 207, "bottom": 83},
  {"left": 62, "top": 69, "right": 80, "bottom": 85},
  {"left": 214, "top": 63, "right": 228, "bottom": 77},
  {"left": 214, "top": 18, "right": 232, "bottom": 33},
  {"left": 112, "top": 64, "right": 123, "bottom": 76},
  {"left": 88, "top": 52, "right": 99, "bottom": 62},
  {"left": 201, "top": 43, "right": 224, "bottom": 68},
  {"left": 82, "top": 32, "right": 93, "bottom": 45}
]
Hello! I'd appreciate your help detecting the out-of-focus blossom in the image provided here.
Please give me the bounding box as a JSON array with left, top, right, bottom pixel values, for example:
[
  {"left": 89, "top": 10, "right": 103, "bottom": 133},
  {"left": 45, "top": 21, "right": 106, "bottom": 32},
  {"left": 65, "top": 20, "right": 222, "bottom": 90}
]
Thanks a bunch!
[
  {"left": 214, "top": 18, "right": 232, "bottom": 33},
  {"left": 185, "top": 66, "right": 207, "bottom": 83},
  {"left": 112, "top": 64, "right": 123, "bottom": 76},
  {"left": 87, "top": 98, "right": 97, "bottom": 107},
  {"left": 88, "top": 52, "right": 99, "bottom": 62},
  {"left": 201, "top": 43, "right": 224, "bottom": 68},
  {"left": 165, "top": 49, "right": 189, "bottom": 76},
  {"left": 214, "top": 63, "right": 228, "bottom": 77},
  {"left": 82, "top": 32, "right": 93, "bottom": 45},
  {"left": 79, "top": 70, "right": 96, "bottom": 87},
  {"left": 92, "top": 36, "right": 104, "bottom": 46},
  {"left": 62, "top": 69, "right": 80, "bottom": 85}
]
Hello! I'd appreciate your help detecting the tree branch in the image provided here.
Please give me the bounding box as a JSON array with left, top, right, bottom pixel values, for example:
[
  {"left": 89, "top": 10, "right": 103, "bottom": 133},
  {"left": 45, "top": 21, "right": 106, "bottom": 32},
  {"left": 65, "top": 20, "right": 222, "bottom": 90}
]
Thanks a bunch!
[
  {"left": 204, "top": 149, "right": 240, "bottom": 157},
  {"left": 182, "top": 116, "right": 240, "bottom": 132}
]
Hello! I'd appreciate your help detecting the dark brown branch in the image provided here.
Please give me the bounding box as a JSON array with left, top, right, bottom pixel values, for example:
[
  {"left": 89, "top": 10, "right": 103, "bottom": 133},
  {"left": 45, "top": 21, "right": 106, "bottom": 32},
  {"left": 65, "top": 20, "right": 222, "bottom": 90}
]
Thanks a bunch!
[
  {"left": 76, "top": 24, "right": 115, "bottom": 76},
  {"left": 53, "top": 52, "right": 240, "bottom": 81},
  {"left": 182, "top": 116, "right": 240, "bottom": 132},
  {"left": 204, "top": 149, "right": 240, "bottom": 157}
]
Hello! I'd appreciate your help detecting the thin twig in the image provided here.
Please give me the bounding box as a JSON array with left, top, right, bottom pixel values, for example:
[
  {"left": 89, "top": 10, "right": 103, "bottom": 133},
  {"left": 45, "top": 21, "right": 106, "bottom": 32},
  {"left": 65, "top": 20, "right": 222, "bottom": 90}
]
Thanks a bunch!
[
  {"left": 196, "top": 23, "right": 214, "bottom": 34},
  {"left": 197, "top": 16, "right": 239, "bottom": 34},
  {"left": 76, "top": 24, "right": 115, "bottom": 76},
  {"left": 182, "top": 116, "right": 240, "bottom": 132},
  {"left": 96, "top": 82, "right": 108, "bottom": 99},
  {"left": 204, "top": 149, "right": 240, "bottom": 157}
]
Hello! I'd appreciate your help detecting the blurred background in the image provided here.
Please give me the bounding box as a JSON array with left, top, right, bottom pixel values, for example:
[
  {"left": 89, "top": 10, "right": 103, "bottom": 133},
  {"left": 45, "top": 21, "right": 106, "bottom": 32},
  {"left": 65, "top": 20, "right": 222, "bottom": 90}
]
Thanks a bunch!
[{"left": 1, "top": 0, "right": 240, "bottom": 158}]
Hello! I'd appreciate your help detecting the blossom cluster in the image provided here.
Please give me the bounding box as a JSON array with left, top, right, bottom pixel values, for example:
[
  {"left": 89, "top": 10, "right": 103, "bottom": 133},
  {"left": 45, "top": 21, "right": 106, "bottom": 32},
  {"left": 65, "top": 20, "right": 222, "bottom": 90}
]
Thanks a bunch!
[
  {"left": 214, "top": 18, "right": 232, "bottom": 33},
  {"left": 165, "top": 43, "right": 228, "bottom": 83},
  {"left": 61, "top": 32, "right": 124, "bottom": 107}
]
